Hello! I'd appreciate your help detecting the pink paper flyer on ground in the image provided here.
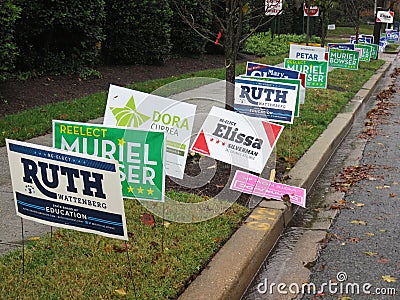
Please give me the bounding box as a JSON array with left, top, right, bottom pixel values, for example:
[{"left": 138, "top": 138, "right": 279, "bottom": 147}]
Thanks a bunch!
[{"left": 230, "top": 170, "right": 306, "bottom": 207}]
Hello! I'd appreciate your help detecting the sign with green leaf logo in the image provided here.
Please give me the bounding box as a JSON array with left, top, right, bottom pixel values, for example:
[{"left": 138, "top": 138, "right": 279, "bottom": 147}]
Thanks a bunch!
[
  {"left": 103, "top": 85, "right": 196, "bottom": 180},
  {"left": 53, "top": 120, "right": 165, "bottom": 202}
]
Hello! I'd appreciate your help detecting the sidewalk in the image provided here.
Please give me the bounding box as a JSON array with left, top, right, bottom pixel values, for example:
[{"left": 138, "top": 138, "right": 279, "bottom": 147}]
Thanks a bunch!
[{"left": 0, "top": 52, "right": 397, "bottom": 297}]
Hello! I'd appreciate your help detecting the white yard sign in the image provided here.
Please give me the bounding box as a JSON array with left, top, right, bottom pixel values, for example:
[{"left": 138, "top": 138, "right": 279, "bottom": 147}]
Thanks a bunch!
[
  {"left": 191, "top": 106, "right": 284, "bottom": 173},
  {"left": 289, "top": 44, "right": 326, "bottom": 61},
  {"left": 103, "top": 85, "right": 196, "bottom": 179},
  {"left": 265, "top": 0, "right": 282, "bottom": 16}
]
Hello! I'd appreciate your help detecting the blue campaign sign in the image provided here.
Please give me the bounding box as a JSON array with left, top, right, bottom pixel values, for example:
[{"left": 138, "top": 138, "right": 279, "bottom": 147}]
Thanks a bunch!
[
  {"left": 386, "top": 30, "right": 399, "bottom": 43},
  {"left": 234, "top": 77, "right": 298, "bottom": 124},
  {"left": 245, "top": 61, "right": 306, "bottom": 104},
  {"left": 328, "top": 43, "right": 355, "bottom": 50},
  {"left": 246, "top": 61, "right": 300, "bottom": 79},
  {"left": 350, "top": 36, "right": 373, "bottom": 44},
  {"left": 6, "top": 139, "right": 128, "bottom": 240}
]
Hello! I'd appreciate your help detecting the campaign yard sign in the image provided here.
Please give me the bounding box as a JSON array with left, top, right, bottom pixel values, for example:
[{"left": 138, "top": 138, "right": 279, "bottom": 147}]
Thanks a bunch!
[
  {"left": 354, "top": 43, "right": 372, "bottom": 62},
  {"left": 239, "top": 75, "right": 301, "bottom": 117},
  {"left": 328, "top": 48, "right": 360, "bottom": 70},
  {"left": 289, "top": 44, "right": 326, "bottom": 61},
  {"left": 376, "top": 10, "right": 394, "bottom": 23},
  {"left": 103, "top": 84, "right": 196, "bottom": 180},
  {"left": 191, "top": 106, "right": 284, "bottom": 174},
  {"left": 230, "top": 170, "right": 306, "bottom": 207},
  {"left": 284, "top": 59, "right": 328, "bottom": 88},
  {"left": 265, "top": 0, "right": 282, "bottom": 16},
  {"left": 234, "top": 76, "right": 299, "bottom": 124},
  {"left": 6, "top": 139, "right": 128, "bottom": 240},
  {"left": 53, "top": 120, "right": 165, "bottom": 202},
  {"left": 245, "top": 61, "right": 306, "bottom": 104},
  {"left": 385, "top": 29, "right": 399, "bottom": 44},
  {"left": 327, "top": 43, "right": 355, "bottom": 51}
]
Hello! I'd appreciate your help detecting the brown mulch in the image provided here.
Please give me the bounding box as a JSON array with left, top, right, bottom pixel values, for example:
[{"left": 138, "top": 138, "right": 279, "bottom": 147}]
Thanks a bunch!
[{"left": 0, "top": 54, "right": 238, "bottom": 117}]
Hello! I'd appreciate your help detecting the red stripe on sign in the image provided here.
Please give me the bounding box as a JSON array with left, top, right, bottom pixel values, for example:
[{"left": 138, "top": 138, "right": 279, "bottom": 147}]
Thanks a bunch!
[
  {"left": 262, "top": 122, "right": 283, "bottom": 147},
  {"left": 191, "top": 130, "right": 210, "bottom": 155}
]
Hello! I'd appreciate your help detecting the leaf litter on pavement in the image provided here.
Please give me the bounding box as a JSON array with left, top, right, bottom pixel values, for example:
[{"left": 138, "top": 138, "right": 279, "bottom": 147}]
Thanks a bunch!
[{"left": 331, "top": 164, "right": 379, "bottom": 192}]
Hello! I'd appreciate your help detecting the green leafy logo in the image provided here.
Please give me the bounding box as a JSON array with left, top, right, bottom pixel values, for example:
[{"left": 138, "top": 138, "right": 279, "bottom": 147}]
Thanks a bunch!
[{"left": 110, "top": 96, "right": 150, "bottom": 127}]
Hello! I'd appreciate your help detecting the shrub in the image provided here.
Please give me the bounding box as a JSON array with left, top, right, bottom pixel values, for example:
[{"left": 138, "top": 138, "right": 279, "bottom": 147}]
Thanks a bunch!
[
  {"left": 0, "top": 0, "right": 21, "bottom": 81},
  {"left": 169, "top": 0, "right": 212, "bottom": 56},
  {"left": 103, "top": 0, "right": 172, "bottom": 65},
  {"left": 243, "top": 32, "right": 322, "bottom": 57},
  {"left": 14, "top": 0, "right": 105, "bottom": 76}
]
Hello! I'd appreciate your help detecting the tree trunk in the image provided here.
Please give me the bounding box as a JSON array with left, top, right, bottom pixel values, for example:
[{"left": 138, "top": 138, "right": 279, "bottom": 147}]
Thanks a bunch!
[{"left": 224, "top": 0, "right": 244, "bottom": 111}]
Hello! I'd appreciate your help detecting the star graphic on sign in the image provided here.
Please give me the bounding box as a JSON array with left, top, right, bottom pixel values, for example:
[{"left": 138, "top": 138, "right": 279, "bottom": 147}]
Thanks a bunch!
[
  {"left": 118, "top": 137, "right": 125, "bottom": 146},
  {"left": 127, "top": 186, "right": 134, "bottom": 193},
  {"left": 147, "top": 188, "right": 154, "bottom": 195},
  {"left": 137, "top": 186, "right": 144, "bottom": 194}
]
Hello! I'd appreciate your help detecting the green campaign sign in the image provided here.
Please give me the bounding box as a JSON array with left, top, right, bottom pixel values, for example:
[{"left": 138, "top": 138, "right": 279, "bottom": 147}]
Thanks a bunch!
[
  {"left": 355, "top": 44, "right": 372, "bottom": 62},
  {"left": 368, "top": 43, "right": 379, "bottom": 60},
  {"left": 284, "top": 59, "right": 328, "bottom": 88},
  {"left": 53, "top": 120, "right": 165, "bottom": 202},
  {"left": 328, "top": 48, "right": 360, "bottom": 70}
]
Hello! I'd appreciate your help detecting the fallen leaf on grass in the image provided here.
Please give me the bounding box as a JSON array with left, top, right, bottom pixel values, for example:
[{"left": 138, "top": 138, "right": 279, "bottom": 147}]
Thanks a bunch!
[
  {"left": 114, "top": 288, "right": 127, "bottom": 296},
  {"left": 113, "top": 243, "right": 128, "bottom": 253},
  {"left": 350, "top": 220, "right": 367, "bottom": 225},
  {"left": 141, "top": 213, "right": 155, "bottom": 227},
  {"left": 382, "top": 275, "right": 397, "bottom": 282}
]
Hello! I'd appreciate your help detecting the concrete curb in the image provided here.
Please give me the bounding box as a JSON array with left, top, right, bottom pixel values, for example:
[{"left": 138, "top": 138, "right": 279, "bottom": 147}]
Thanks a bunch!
[{"left": 178, "top": 55, "right": 396, "bottom": 300}]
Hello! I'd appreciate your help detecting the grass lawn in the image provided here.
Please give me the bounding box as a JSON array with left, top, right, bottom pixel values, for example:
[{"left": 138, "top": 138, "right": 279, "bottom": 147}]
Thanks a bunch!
[{"left": 0, "top": 46, "right": 386, "bottom": 298}]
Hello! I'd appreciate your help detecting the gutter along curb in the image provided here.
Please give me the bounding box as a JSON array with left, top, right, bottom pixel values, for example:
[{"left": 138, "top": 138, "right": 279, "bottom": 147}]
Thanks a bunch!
[{"left": 178, "top": 55, "right": 395, "bottom": 300}]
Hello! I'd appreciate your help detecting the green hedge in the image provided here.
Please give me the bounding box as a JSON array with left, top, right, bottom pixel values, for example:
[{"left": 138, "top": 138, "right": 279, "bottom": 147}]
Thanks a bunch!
[
  {"left": 170, "top": 0, "right": 212, "bottom": 56},
  {"left": 103, "top": 0, "right": 172, "bottom": 65},
  {"left": 14, "top": 0, "right": 105, "bottom": 76},
  {"left": 0, "top": 0, "right": 21, "bottom": 81}
]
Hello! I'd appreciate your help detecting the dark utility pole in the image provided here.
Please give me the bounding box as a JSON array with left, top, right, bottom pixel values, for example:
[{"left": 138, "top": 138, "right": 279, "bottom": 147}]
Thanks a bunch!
[{"left": 373, "top": 0, "right": 385, "bottom": 45}]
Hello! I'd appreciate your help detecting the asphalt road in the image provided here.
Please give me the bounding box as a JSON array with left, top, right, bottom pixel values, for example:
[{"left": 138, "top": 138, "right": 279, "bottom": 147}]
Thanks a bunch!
[{"left": 301, "top": 60, "right": 400, "bottom": 299}]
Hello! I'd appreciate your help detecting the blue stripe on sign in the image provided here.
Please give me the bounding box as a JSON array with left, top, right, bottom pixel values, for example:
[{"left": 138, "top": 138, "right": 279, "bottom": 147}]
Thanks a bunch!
[
  {"left": 87, "top": 217, "right": 123, "bottom": 227},
  {"left": 8, "top": 142, "right": 116, "bottom": 172},
  {"left": 17, "top": 200, "right": 46, "bottom": 211}
]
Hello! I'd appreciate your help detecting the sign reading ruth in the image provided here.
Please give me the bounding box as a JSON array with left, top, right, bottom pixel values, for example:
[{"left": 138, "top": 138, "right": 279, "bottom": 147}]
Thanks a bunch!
[
  {"left": 53, "top": 120, "right": 165, "bottom": 202},
  {"left": 191, "top": 106, "right": 284, "bottom": 173},
  {"left": 6, "top": 139, "right": 128, "bottom": 240},
  {"left": 235, "top": 76, "right": 300, "bottom": 123}
]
